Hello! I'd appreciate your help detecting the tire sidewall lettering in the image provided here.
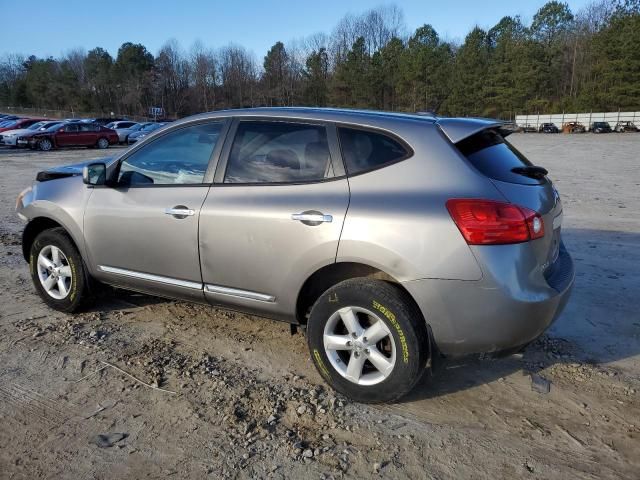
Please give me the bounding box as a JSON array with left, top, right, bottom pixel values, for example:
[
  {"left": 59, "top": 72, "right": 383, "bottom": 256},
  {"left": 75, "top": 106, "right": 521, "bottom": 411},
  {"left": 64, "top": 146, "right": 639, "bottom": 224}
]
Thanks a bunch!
[{"left": 372, "top": 300, "right": 409, "bottom": 364}]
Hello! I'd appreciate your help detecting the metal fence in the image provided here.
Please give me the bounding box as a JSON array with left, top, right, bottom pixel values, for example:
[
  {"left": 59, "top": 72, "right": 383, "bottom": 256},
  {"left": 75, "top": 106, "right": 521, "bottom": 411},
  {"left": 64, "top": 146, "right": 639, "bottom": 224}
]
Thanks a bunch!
[
  {"left": 0, "top": 106, "right": 160, "bottom": 123},
  {"left": 515, "top": 111, "right": 639, "bottom": 130}
]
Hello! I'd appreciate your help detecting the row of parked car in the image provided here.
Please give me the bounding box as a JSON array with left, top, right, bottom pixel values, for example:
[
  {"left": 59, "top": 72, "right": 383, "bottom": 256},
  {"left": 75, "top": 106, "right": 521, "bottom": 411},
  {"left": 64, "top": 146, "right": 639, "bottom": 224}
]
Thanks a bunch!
[
  {"left": 518, "top": 121, "right": 640, "bottom": 133},
  {"left": 0, "top": 113, "right": 169, "bottom": 150}
]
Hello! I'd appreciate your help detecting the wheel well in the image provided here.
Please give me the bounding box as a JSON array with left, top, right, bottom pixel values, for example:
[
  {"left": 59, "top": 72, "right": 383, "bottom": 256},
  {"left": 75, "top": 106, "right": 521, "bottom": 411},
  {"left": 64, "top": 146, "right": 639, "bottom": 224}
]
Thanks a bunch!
[
  {"left": 296, "top": 262, "right": 410, "bottom": 324},
  {"left": 22, "top": 217, "right": 64, "bottom": 260}
]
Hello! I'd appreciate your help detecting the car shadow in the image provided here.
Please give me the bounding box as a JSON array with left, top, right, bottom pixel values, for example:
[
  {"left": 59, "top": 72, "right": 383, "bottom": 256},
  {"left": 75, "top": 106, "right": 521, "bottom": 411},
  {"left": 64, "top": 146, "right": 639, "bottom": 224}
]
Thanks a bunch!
[
  {"left": 65, "top": 226, "right": 639, "bottom": 402},
  {"left": 84, "top": 287, "right": 168, "bottom": 313}
]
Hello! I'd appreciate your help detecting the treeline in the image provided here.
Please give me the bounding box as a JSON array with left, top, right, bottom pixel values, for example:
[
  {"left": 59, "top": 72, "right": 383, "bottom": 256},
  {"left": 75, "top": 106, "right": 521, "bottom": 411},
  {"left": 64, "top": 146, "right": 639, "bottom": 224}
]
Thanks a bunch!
[{"left": 0, "top": 1, "right": 638, "bottom": 119}]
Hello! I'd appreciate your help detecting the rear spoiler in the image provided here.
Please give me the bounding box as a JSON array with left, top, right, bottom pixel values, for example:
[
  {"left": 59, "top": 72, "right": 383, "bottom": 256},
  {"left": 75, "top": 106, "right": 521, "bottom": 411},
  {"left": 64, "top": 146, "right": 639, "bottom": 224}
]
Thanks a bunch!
[{"left": 436, "top": 117, "right": 515, "bottom": 143}]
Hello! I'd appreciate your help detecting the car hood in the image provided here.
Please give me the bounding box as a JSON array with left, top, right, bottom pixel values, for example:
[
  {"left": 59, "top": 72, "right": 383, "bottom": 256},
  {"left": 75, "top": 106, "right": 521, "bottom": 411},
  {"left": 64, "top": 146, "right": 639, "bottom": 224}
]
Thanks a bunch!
[{"left": 36, "top": 157, "right": 114, "bottom": 182}]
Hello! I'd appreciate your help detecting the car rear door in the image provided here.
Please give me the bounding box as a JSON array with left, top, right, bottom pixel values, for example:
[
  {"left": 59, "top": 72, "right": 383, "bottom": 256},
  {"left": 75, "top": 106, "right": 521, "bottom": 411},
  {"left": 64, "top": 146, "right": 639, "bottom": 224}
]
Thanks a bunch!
[
  {"left": 79, "top": 124, "right": 97, "bottom": 145},
  {"left": 84, "top": 119, "right": 229, "bottom": 302},
  {"left": 57, "top": 124, "right": 80, "bottom": 146},
  {"left": 199, "top": 118, "right": 349, "bottom": 321}
]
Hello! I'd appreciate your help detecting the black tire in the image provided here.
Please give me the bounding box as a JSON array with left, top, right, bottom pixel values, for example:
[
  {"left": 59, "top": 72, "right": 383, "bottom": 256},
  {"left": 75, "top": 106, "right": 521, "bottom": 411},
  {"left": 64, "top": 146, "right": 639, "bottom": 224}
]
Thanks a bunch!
[
  {"left": 307, "top": 279, "right": 429, "bottom": 404},
  {"left": 29, "top": 228, "right": 91, "bottom": 312}
]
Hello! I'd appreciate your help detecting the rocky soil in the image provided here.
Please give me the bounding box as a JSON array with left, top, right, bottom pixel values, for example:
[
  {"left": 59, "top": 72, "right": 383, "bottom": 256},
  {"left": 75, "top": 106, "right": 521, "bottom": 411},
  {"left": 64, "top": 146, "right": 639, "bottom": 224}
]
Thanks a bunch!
[{"left": 0, "top": 135, "right": 639, "bottom": 479}]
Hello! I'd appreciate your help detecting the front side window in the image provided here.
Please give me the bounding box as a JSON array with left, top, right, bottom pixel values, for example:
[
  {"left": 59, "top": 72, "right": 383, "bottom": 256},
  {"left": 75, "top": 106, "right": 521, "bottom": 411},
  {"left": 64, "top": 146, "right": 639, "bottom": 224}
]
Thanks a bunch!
[
  {"left": 65, "top": 124, "right": 79, "bottom": 133},
  {"left": 338, "top": 127, "right": 410, "bottom": 175},
  {"left": 224, "top": 121, "right": 333, "bottom": 184},
  {"left": 118, "top": 122, "right": 223, "bottom": 186}
]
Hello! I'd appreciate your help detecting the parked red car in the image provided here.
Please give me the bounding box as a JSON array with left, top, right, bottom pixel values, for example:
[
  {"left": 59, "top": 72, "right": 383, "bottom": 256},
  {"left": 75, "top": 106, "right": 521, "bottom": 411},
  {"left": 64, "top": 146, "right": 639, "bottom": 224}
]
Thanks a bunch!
[
  {"left": 25, "top": 122, "right": 119, "bottom": 150},
  {"left": 0, "top": 117, "right": 47, "bottom": 133}
]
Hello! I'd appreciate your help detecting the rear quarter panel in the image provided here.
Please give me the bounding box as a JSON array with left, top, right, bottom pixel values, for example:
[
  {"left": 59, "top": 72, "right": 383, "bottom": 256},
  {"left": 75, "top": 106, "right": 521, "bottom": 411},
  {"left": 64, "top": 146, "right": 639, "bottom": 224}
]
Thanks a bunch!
[{"left": 338, "top": 121, "right": 503, "bottom": 281}]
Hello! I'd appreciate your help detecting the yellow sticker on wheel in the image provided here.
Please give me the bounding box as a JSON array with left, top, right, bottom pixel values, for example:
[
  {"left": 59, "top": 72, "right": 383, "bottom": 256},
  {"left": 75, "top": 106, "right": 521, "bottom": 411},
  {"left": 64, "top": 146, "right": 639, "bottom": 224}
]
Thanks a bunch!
[
  {"left": 372, "top": 300, "right": 409, "bottom": 363},
  {"left": 68, "top": 257, "right": 77, "bottom": 301},
  {"left": 313, "top": 349, "right": 331, "bottom": 379}
]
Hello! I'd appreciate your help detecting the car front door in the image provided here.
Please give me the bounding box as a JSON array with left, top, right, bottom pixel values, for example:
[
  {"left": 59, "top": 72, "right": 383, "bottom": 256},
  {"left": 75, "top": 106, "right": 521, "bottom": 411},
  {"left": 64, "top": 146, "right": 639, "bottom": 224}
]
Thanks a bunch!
[
  {"left": 199, "top": 118, "right": 349, "bottom": 321},
  {"left": 84, "top": 119, "right": 229, "bottom": 302}
]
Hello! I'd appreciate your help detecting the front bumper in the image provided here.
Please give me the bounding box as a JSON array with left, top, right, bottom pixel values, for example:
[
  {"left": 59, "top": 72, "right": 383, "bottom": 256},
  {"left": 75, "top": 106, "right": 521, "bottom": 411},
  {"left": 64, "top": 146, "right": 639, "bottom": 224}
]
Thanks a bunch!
[
  {"left": 0, "top": 135, "right": 18, "bottom": 146},
  {"left": 403, "top": 243, "right": 575, "bottom": 357}
]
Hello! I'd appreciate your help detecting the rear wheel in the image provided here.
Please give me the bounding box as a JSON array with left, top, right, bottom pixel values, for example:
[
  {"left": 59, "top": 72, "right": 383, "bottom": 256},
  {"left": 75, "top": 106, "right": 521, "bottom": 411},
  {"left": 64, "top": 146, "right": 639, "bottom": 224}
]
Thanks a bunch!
[
  {"left": 96, "top": 137, "right": 109, "bottom": 149},
  {"left": 38, "top": 138, "right": 52, "bottom": 151},
  {"left": 29, "top": 228, "right": 91, "bottom": 312},
  {"left": 307, "top": 279, "right": 429, "bottom": 403}
]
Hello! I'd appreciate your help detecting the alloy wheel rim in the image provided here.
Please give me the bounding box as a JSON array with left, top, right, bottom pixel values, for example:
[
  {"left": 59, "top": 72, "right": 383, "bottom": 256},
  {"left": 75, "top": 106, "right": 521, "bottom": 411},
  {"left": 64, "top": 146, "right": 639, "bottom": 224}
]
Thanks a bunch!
[
  {"left": 323, "top": 306, "right": 396, "bottom": 386},
  {"left": 41, "top": 140, "right": 51, "bottom": 150},
  {"left": 98, "top": 138, "right": 108, "bottom": 148},
  {"left": 36, "top": 245, "right": 72, "bottom": 300}
]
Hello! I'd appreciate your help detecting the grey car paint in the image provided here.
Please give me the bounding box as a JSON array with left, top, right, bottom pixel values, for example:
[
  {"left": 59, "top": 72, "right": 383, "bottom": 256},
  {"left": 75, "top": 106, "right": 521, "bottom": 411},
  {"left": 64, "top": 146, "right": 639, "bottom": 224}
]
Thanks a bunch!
[
  {"left": 16, "top": 107, "right": 574, "bottom": 357},
  {"left": 111, "top": 122, "right": 140, "bottom": 143}
]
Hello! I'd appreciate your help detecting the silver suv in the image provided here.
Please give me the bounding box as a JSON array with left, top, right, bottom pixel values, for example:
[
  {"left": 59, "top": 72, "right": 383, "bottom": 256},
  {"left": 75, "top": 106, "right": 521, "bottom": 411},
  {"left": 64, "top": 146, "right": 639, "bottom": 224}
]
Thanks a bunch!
[{"left": 16, "top": 108, "right": 574, "bottom": 403}]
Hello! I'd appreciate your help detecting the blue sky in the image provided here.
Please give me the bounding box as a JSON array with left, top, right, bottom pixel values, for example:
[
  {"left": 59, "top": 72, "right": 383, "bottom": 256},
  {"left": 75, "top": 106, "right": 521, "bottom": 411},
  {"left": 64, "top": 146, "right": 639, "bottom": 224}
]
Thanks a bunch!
[{"left": 0, "top": 0, "right": 592, "bottom": 59}]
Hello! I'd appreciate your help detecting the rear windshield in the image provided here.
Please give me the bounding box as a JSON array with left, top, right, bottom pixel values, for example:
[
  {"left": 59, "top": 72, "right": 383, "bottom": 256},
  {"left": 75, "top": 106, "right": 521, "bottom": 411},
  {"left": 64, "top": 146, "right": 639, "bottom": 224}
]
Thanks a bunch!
[{"left": 456, "top": 129, "right": 544, "bottom": 185}]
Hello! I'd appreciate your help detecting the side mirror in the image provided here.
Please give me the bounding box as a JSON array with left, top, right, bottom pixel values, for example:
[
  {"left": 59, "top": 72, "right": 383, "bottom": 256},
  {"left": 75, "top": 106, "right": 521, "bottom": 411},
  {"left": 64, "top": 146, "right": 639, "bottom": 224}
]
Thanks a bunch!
[{"left": 83, "top": 162, "right": 107, "bottom": 186}]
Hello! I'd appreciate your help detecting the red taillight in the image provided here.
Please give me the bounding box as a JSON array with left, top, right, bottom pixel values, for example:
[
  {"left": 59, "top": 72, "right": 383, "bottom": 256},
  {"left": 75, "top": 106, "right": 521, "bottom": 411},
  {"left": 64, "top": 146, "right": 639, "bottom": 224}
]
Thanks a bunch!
[{"left": 446, "top": 199, "right": 544, "bottom": 245}]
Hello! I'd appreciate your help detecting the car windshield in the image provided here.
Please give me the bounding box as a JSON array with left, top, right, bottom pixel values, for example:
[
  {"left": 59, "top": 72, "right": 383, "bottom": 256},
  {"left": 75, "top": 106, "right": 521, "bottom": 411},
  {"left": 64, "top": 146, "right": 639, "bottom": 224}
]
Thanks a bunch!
[
  {"left": 44, "top": 123, "right": 63, "bottom": 132},
  {"left": 142, "top": 123, "right": 162, "bottom": 131},
  {"left": 39, "top": 122, "right": 61, "bottom": 130},
  {"left": 1, "top": 120, "right": 18, "bottom": 128},
  {"left": 26, "top": 121, "right": 47, "bottom": 130}
]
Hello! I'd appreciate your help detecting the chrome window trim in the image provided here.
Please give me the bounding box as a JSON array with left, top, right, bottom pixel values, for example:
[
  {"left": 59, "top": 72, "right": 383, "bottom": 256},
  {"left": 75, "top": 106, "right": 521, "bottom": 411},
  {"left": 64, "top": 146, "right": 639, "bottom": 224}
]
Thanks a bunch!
[
  {"left": 204, "top": 284, "right": 276, "bottom": 303},
  {"left": 98, "top": 265, "right": 202, "bottom": 290}
]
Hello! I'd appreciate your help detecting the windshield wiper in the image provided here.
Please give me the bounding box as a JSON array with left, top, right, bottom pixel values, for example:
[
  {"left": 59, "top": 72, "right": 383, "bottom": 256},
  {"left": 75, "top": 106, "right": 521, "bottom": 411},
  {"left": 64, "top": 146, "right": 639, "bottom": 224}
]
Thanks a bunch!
[{"left": 511, "top": 165, "right": 548, "bottom": 179}]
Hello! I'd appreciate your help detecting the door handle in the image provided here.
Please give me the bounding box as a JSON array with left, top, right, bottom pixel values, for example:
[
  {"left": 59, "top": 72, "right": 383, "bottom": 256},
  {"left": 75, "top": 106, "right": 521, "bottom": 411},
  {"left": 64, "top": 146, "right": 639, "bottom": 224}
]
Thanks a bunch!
[
  {"left": 291, "top": 212, "right": 333, "bottom": 224},
  {"left": 165, "top": 206, "right": 195, "bottom": 218}
]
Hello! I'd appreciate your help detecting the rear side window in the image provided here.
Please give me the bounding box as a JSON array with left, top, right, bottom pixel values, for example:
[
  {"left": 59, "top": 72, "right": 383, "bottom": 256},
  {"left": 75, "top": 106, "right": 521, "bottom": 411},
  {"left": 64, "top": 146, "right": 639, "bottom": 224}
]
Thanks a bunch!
[
  {"left": 338, "top": 127, "right": 410, "bottom": 175},
  {"left": 224, "top": 121, "right": 333, "bottom": 184},
  {"left": 456, "top": 129, "right": 543, "bottom": 185}
]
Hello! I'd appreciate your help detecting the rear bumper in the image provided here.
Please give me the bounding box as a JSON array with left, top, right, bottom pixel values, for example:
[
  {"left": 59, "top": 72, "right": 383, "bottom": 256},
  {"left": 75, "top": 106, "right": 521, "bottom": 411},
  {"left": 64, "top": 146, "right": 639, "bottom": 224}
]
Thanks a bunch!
[{"left": 403, "top": 243, "right": 574, "bottom": 357}]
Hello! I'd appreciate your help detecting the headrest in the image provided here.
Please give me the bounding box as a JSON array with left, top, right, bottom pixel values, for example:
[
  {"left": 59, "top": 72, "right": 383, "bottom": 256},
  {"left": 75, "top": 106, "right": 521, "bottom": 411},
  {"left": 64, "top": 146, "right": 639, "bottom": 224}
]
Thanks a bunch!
[{"left": 266, "top": 148, "right": 300, "bottom": 170}]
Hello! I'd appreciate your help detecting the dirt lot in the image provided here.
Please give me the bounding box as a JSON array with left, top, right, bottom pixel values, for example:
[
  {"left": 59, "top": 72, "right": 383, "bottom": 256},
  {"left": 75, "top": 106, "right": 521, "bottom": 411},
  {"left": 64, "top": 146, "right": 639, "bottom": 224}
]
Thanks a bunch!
[{"left": 0, "top": 134, "right": 639, "bottom": 479}]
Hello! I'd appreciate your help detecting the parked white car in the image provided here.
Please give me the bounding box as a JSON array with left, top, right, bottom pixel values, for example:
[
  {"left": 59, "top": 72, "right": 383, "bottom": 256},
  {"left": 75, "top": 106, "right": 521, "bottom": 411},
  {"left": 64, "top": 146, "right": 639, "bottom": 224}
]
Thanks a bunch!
[{"left": 105, "top": 121, "right": 140, "bottom": 143}]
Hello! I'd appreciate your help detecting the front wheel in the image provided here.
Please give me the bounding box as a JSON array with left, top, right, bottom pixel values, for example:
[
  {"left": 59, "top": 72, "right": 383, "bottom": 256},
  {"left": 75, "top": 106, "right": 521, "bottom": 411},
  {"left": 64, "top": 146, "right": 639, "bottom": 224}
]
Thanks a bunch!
[
  {"left": 38, "top": 138, "right": 53, "bottom": 151},
  {"left": 307, "top": 279, "right": 429, "bottom": 403},
  {"left": 29, "top": 228, "right": 92, "bottom": 312},
  {"left": 96, "top": 137, "right": 109, "bottom": 149}
]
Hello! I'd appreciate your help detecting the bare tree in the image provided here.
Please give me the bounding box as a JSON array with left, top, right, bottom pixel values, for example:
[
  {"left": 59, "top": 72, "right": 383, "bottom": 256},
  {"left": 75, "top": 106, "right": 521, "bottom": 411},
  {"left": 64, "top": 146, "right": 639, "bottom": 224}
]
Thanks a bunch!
[
  {"left": 218, "top": 44, "right": 258, "bottom": 108},
  {"left": 156, "top": 39, "right": 191, "bottom": 115},
  {"left": 190, "top": 40, "right": 218, "bottom": 111}
]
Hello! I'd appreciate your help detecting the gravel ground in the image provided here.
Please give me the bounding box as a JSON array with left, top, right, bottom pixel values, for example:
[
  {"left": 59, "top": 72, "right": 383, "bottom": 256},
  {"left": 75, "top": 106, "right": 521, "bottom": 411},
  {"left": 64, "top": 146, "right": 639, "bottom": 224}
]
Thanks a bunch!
[{"left": 0, "top": 134, "right": 638, "bottom": 479}]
